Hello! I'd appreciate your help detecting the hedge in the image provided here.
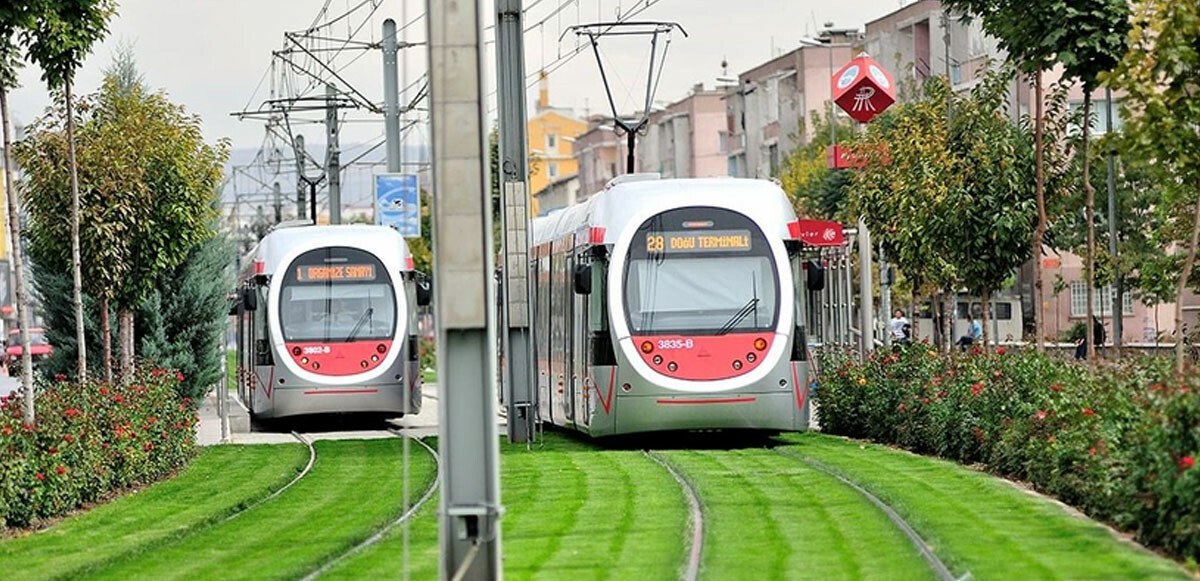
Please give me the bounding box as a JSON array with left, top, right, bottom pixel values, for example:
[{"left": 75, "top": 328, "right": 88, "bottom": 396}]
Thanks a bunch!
[
  {"left": 817, "top": 345, "right": 1199, "bottom": 563},
  {"left": 0, "top": 368, "right": 197, "bottom": 528}
]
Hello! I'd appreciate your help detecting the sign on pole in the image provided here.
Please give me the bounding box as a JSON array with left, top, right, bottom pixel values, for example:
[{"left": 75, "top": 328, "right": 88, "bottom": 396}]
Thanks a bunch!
[
  {"left": 374, "top": 173, "right": 421, "bottom": 237},
  {"left": 832, "top": 53, "right": 896, "bottom": 124}
]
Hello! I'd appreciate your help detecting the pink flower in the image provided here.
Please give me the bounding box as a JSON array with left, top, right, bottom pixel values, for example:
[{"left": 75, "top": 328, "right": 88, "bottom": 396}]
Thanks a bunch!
[
  {"left": 996, "top": 347, "right": 1007, "bottom": 355},
  {"left": 35, "top": 472, "right": 44, "bottom": 481},
  {"left": 1180, "top": 456, "right": 1195, "bottom": 471},
  {"left": 54, "top": 373, "right": 66, "bottom": 382},
  {"left": 1088, "top": 447, "right": 1097, "bottom": 456},
  {"left": 175, "top": 371, "right": 185, "bottom": 382},
  {"left": 1, "top": 426, "right": 10, "bottom": 436},
  {"left": 56, "top": 466, "right": 66, "bottom": 475},
  {"left": 64, "top": 434, "right": 75, "bottom": 443},
  {"left": 1050, "top": 383, "right": 1062, "bottom": 392},
  {"left": 1034, "top": 410, "right": 1047, "bottom": 421},
  {"left": 971, "top": 383, "right": 984, "bottom": 397},
  {"left": 100, "top": 386, "right": 109, "bottom": 396},
  {"left": 1082, "top": 408, "right": 1095, "bottom": 417}
]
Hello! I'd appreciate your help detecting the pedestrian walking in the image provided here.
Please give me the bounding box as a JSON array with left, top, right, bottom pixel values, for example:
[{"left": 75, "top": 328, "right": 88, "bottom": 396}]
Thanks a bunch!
[
  {"left": 889, "top": 309, "right": 910, "bottom": 345},
  {"left": 1075, "top": 316, "right": 1106, "bottom": 360}
]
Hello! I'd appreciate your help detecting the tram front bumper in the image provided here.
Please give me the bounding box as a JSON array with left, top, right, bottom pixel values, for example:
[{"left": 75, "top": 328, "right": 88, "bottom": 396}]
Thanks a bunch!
[
  {"left": 608, "top": 390, "right": 807, "bottom": 435},
  {"left": 263, "top": 384, "right": 416, "bottom": 418}
]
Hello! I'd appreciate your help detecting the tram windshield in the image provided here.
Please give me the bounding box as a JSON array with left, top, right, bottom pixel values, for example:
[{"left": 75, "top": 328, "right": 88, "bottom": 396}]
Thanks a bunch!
[
  {"left": 279, "top": 247, "right": 397, "bottom": 342},
  {"left": 623, "top": 207, "right": 779, "bottom": 335}
]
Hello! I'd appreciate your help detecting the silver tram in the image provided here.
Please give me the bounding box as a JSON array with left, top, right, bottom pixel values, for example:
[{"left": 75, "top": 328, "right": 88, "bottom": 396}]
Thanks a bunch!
[
  {"left": 529, "top": 176, "right": 815, "bottom": 436},
  {"left": 233, "top": 224, "right": 427, "bottom": 421}
]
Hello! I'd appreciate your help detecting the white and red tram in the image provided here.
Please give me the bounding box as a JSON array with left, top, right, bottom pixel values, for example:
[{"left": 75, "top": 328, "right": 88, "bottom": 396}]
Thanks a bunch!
[
  {"left": 234, "top": 224, "right": 427, "bottom": 421},
  {"left": 529, "top": 176, "right": 815, "bottom": 435}
]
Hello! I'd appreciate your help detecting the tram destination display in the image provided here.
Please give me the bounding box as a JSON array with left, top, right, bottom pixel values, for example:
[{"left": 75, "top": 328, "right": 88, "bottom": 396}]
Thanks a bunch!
[
  {"left": 295, "top": 264, "right": 377, "bottom": 282},
  {"left": 644, "top": 229, "right": 753, "bottom": 254}
]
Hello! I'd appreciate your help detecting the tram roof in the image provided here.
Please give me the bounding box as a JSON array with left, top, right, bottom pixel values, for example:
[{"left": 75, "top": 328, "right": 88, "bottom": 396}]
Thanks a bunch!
[
  {"left": 531, "top": 177, "right": 798, "bottom": 246},
  {"left": 239, "top": 224, "right": 414, "bottom": 280}
]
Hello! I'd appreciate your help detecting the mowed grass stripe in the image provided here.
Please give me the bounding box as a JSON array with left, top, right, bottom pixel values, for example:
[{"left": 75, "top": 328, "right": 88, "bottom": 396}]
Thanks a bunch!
[
  {"left": 0, "top": 444, "right": 308, "bottom": 581},
  {"left": 782, "top": 433, "right": 1189, "bottom": 580},
  {"left": 323, "top": 436, "right": 687, "bottom": 580},
  {"left": 80, "top": 439, "right": 436, "bottom": 581},
  {"left": 660, "top": 449, "right": 933, "bottom": 581}
]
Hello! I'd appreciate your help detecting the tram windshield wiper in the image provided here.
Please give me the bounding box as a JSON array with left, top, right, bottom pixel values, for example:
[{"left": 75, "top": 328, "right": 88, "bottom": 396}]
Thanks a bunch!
[
  {"left": 716, "top": 298, "right": 759, "bottom": 335},
  {"left": 345, "top": 307, "right": 374, "bottom": 342}
]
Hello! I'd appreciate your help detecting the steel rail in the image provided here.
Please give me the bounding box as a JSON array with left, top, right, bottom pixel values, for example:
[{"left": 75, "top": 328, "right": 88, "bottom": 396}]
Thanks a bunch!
[{"left": 644, "top": 451, "right": 704, "bottom": 581}]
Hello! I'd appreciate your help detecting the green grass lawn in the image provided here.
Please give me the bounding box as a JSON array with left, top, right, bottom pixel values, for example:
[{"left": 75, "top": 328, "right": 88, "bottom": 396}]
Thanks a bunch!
[
  {"left": 0, "top": 444, "right": 308, "bottom": 581},
  {"left": 780, "top": 433, "right": 1190, "bottom": 580},
  {"left": 323, "top": 435, "right": 688, "bottom": 580},
  {"left": 659, "top": 448, "right": 933, "bottom": 581},
  {"left": 79, "top": 439, "right": 436, "bottom": 581}
]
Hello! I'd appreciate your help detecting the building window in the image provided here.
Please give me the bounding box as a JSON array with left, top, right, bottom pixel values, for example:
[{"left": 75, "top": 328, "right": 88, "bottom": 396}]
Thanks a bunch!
[
  {"left": 1068, "top": 99, "right": 1123, "bottom": 136},
  {"left": 548, "top": 162, "right": 559, "bottom": 179},
  {"left": 546, "top": 133, "right": 557, "bottom": 152},
  {"left": 718, "top": 131, "right": 729, "bottom": 154},
  {"left": 1070, "top": 282, "right": 1133, "bottom": 317},
  {"left": 768, "top": 144, "right": 780, "bottom": 177}
]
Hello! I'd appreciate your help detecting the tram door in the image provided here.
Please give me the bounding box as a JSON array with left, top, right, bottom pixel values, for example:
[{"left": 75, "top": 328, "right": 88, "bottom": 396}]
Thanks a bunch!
[
  {"left": 570, "top": 250, "right": 589, "bottom": 428},
  {"left": 535, "top": 253, "right": 552, "bottom": 423},
  {"left": 549, "top": 249, "right": 567, "bottom": 426}
]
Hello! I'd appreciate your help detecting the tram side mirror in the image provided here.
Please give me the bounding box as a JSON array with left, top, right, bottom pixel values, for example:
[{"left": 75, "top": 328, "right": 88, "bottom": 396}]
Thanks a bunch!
[
  {"left": 242, "top": 287, "right": 258, "bottom": 311},
  {"left": 415, "top": 275, "right": 433, "bottom": 307},
  {"left": 573, "top": 264, "right": 592, "bottom": 295},
  {"left": 805, "top": 260, "right": 825, "bottom": 292}
]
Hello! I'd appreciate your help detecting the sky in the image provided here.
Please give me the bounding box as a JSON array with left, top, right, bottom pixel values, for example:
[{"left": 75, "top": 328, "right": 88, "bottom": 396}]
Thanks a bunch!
[{"left": 8, "top": 0, "right": 903, "bottom": 152}]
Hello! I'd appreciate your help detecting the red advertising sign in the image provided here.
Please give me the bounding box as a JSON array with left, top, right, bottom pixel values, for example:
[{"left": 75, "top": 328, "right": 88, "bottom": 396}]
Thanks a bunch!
[
  {"left": 788, "top": 219, "right": 846, "bottom": 247},
  {"left": 832, "top": 54, "right": 896, "bottom": 123}
]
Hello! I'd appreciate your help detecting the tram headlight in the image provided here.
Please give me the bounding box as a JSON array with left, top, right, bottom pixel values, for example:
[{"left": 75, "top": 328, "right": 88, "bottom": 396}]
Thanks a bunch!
[
  {"left": 371, "top": 354, "right": 379, "bottom": 363},
  {"left": 732, "top": 360, "right": 743, "bottom": 370},
  {"left": 653, "top": 354, "right": 663, "bottom": 365},
  {"left": 301, "top": 357, "right": 309, "bottom": 365},
  {"left": 292, "top": 346, "right": 302, "bottom": 356},
  {"left": 376, "top": 343, "right": 387, "bottom": 354},
  {"left": 360, "top": 360, "right": 369, "bottom": 368},
  {"left": 311, "top": 362, "right": 320, "bottom": 370},
  {"left": 754, "top": 338, "right": 768, "bottom": 351},
  {"left": 746, "top": 352, "right": 756, "bottom": 363},
  {"left": 667, "top": 361, "right": 677, "bottom": 372},
  {"left": 640, "top": 341, "right": 654, "bottom": 354}
]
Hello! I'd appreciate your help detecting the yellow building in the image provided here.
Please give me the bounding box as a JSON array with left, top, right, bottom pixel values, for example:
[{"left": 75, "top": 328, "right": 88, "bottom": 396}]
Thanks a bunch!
[{"left": 527, "top": 72, "right": 587, "bottom": 215}]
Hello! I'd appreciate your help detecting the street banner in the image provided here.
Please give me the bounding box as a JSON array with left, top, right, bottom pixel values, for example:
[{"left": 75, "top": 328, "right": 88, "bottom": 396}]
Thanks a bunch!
[{"left": 375, "top": 173, "right": 421, "bottom": 237}]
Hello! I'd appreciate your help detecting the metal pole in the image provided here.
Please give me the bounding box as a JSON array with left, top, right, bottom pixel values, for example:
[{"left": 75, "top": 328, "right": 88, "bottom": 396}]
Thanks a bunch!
[
  {"left": 326, "top": 83, "right": 342, "bottom": 225},
  {"left": 496, "top": 0, "right": 535, "bottom": 443},
  {"left": 272, "top": 182, "right": 282, "bottom": 224},
  {"left": 427, "top": 0, "right": 503, "bottom": 578},
  {"left": 219, "top": 330, "right": 230, "bottom": 443},
  {"left": 858, "top": 218, "right": 873, "bottom": 359},
  {"left": 828, "top": 42, "right": 835, "bottom": 149},
  {"left": 879, "top": 244, "right": 890, "bottom": 347},
  {"left": 383, "top": 18, "right": 402, "bottom": 173},
  {"left": 295, "top": 134, "right": 308, "bottom": 219},
  {"left": 1105, "top": 87, "right": 1122, "bottom": 351}
]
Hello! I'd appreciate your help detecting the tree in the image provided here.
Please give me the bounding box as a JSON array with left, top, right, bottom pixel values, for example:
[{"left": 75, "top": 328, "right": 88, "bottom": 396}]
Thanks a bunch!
[
  {"left": 19, "top": 51, "right": 227, "bottom": 382},
  {"left": 942, "top": 0, "right": 1063, "bottom": 350},
  {"left": 22, "top": 0, "right": 117, "bottom": 381},
  {"left": 777, "top": 110, "right": 856, "bottom": 220},
  {"left": 1106, "top": 0, "right": 1200, "bottom": 371},
  {"left": 849, "top": 77, "right": 961, "bottom": 349},
  {"left": 0, "top": 1, "right": 40, "bottom": 422},
  {"left": 1055, "top": 0, "right": 1131, "bottom": 359},
  {"left": 943, "top": 68, "right": 1036, "bottom": 350}
]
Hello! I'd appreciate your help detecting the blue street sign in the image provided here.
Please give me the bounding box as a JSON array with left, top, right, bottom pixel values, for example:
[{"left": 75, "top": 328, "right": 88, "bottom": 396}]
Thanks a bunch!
[{"left": 375, "top": 173, "right": 420, "bottom": 237}]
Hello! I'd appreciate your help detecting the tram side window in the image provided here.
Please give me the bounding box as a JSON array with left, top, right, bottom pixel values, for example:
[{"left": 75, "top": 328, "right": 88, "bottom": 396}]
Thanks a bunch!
[
  {"left": 254, "top": 286, "right": 272, "bottom": 365},
  {"left": 588, "top": 260, "right": 608, "bottom": 332}
]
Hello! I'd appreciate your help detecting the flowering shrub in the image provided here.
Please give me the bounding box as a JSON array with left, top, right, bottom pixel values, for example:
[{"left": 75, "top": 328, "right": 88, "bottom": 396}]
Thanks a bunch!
[
  {"left": 0, "top": 368, "right": 197, "bottom": 528},
  {"left": 818, "top": 346, "right": 1200, "bottom": 562}
]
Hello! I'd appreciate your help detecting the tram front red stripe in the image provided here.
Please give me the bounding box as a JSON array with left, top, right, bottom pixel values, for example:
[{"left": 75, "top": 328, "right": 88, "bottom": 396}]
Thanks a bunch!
[
  {"left": 302, "top": 388, "right": 380, "bottom": 395},
  {"left": 655, "top": 396, "right": 757, "bottom": 405}
]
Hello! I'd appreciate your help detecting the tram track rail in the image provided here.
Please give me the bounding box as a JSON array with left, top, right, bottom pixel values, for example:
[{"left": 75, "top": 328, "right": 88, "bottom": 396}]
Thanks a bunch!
[
  {"left": 299, "top": 432, "right": 440, "bottom": 580},
  {"left": 222, "top": 431, "right": 316, "bottom": 523},
  {"left": 771, "top": 448, "right": 966, "bottom": 581},
  {"left": 644, "top": 451, "right": 704, "bottom": 581}
]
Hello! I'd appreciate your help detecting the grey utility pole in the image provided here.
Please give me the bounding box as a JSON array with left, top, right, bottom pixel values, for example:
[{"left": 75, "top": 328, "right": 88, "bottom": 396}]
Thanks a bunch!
[
  {"left": 858, "top": 217, "right": 874, "bottom": 359},
  {"left": 879, "top": 244, "right": 890, "bottom": 347},
  {"left": 383, "top": 18, "right": 402, "bottom": 173},
  {"left": 295, "top": 134, "right": 308, "bottom": 219},
  {"left": 1105, "top": 87, "right": 1122, "bottom": 351},
  {"left": 326, "top": 83, "right": 342, "bottom": 225},
  {"left": 273, "top": 181, "right": 283, "bottom": 223},
  {"left": 495, "top": 0, "right": 535, "bottom": 443},
  {"left": 427, "top": 0, "right": 503, "bottom": 578}
]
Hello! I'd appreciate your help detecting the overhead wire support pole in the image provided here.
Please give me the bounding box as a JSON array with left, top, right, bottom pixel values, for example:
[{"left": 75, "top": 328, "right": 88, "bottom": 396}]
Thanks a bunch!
[
  {"left": 495, "top": 0, "right": 535, "bottom": 443},
  {"left": 326, "top": 83, "right": 342, "bottom": 224},
  {"left": 427, "top": 0, "right": 503, "bottom": 578}
]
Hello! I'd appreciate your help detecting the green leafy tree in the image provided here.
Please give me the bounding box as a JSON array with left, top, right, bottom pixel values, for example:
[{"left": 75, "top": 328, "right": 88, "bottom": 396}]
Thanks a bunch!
[
  {"left": 1106, "top": 0, "right": 1200, "bottom": 371},
  {"left": 0, "top": 1, "right": 40, "bottom": 422},
  {"left": 776, "top": 110, "right": 855, "bottom": 220},
  {"left": 943, "top": 0, "right": 1063, "bottom": 349},
  {"left": 849, "top": 77, "right": 961, "bottom": 347},
  {"left": 22, "top": 0, "right": 117, "bottom": 381}
]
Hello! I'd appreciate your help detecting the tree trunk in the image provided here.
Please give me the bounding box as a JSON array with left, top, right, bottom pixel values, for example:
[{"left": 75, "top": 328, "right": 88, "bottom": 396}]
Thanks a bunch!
[
  {"left": 911, "top": 287, "right": 920, "bottom": 341},
  {"left": 1083, "top": 92, "right": 1097, "bottom": 360},
  {"left": 942, "top": 292, "right": 953, "bottom": 354},
  {"left": 1174, "top": 181, "right": 1200, "bottom": 374},
  {"left": 1033, "top": 70, "right": 1046, "bottom": 352},
  {"left": 66, "top": 76, "right": 87, "bottom": 382},
  {"left": 119, "top": 308, "right": 134, "bottom": 381},
  {"left": 1, "top": 88, "right": 36, "bottom": 424},
  {"left": 101, "top": 297, "right": 112, "bottom": 383},
  {"left": 981, "top": 288, "right": 992, "bottom": 354}
]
